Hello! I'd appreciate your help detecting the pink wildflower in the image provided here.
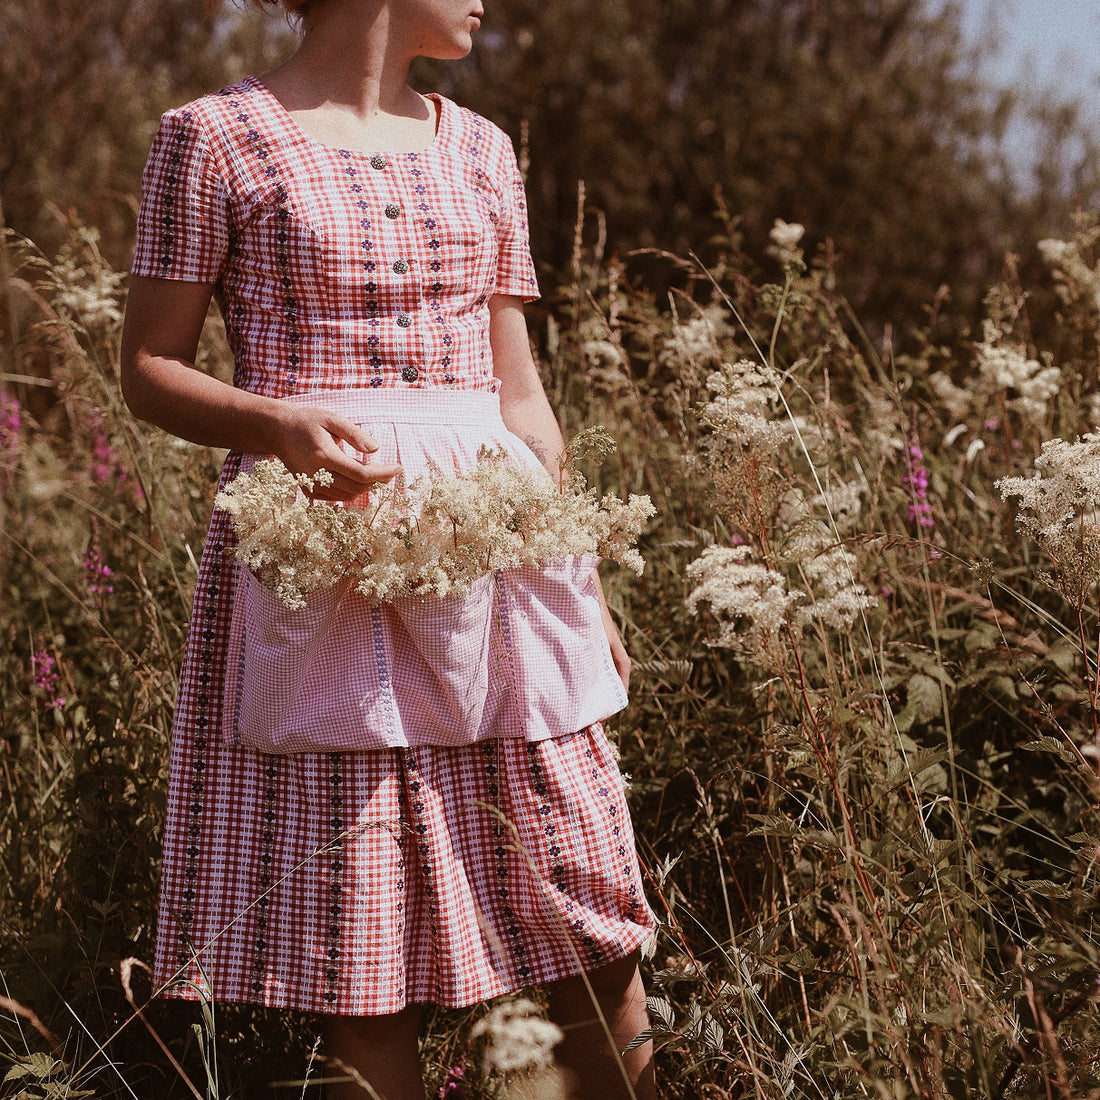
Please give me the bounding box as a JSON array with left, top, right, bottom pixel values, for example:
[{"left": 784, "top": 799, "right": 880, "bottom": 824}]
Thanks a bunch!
[
  {"left": 0, "top": 391, "right": 19, "bottom": 446},
  {"left": 82, "top": 527, "right": 114, "bottom": 598},
  {"left": 84, "top": 410, "right": 143, "bottom": 499},
  {"left": 903, "top": 441, "right": 935, "bottom": 530},
  {"left": 435, "top": 1066, "right": 470, "bottom": 1099},
  {"left": 32, "top": 650, "right": 65, "bottom": 710},
  {"left": 89, "top": 425, "right": 116, "bottom": 485}
]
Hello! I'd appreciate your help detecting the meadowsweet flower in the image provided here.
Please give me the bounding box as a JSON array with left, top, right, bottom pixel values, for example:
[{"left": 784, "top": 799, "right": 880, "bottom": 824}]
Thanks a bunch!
[
  {"left": 789, "top": 537, "right": 877, "bottom": 633},
  {"left": 699, "top": 359, "right": 793, "bottom": 453},
  {"left": 217, "top": 448, "right": 655, "bottom": 610},
  {"left": 863, "top": 395, "right": 906, "bottom": 461},
  {"left": 974, "top": 321, "right": 1061, "bottom": 425},
  {"left": 928, "top": 371, "right": 973, "bottom": 421},
  {"left": 997, "top": 433, "right": 1100, "bottom": 607},
  {"left": 32, "top": 650, "right": 65, "bottom": 710},
  {"left": 685, "top": 545, "right": 800, "bottom": 659},
  {"left": 470, "top": 998, "right": 563, "bottom": 1077},
  {"left": 51, "top": 231, "right": 125, "bottom": 329},
  {"left": 581, "top": 339, "right": 622, "bottom": 369},
  {"left": 767, "top": 218, "right": 806, "bottom": 269},
  {"left": 903, "top": 442, "right": 935, "bottom": 529},
  {"left": 657, "top": 306, "right": 731, "bottom": 374},
  {"left": 1039, "top": 236, "right": 1100, "bottom": 312},
  {"left": 818, "top": 476, "right": 866, "bottom": 531}
]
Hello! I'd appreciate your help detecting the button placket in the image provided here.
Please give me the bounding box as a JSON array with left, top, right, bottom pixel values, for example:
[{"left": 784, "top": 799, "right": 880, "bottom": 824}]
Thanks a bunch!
[{"left": 375, "top": 158, "right": 421, "bottom": 382}]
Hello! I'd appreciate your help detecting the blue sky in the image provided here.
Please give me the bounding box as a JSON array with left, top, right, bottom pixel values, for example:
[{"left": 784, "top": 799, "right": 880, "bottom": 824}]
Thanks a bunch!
[{"left": 955, "top": 0, "right": 1100, "bottom": 110}]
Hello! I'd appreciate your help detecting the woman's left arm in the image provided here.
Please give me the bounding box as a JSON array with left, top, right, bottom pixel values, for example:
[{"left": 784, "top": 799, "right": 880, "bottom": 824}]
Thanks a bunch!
[{"left": 489, "top": 295, "right": 631, "bottom": 691}]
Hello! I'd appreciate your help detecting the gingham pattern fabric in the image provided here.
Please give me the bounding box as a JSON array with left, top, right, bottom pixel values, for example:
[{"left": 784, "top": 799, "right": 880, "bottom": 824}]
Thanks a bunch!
[
  {"left": 154, "top": 728, "right": 654, "bottom": 1013},
  {"left": 132, "top": 77, "right": 539, "bottom": 395},
  {"left": 134, "top": 81, "right": 655, "bottom": 1012},
  {"left": 223, "top": 390, "right": 628, "bottom": 754}
]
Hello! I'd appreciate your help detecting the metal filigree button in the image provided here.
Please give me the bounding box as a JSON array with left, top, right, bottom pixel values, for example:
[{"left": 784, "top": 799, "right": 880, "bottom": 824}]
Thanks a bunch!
[
  {"left": 384, "top": 203, "right": 401, "bottom": 219},
  {"left": 369, "top": 154, "right": 387, "bottom": 170},
  {"left": 392, "top": 259, "right": 409, "bottom": 274},
  {"left": 396, "top": 313, "right": 412, "bottom": 328},
  {"left": 401, "top": 365, "right": 419, "bottom": 382}
]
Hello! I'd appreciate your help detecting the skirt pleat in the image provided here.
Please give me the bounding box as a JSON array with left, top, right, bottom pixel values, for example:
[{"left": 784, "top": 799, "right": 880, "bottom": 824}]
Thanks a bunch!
[{"left": 154, "top": 727, "right": 655, "bottom": 1014}]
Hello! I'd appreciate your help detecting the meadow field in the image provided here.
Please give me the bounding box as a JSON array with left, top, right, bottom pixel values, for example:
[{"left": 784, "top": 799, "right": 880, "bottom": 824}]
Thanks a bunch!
[{"left": 3, "top": 198, "right": 1100, "bottom": 1099}]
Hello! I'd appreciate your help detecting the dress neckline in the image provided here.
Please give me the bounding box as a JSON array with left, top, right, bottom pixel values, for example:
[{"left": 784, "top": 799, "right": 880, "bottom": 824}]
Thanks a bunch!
[{"left": 244, "top": 75, "right": 447, "bottom": 159}]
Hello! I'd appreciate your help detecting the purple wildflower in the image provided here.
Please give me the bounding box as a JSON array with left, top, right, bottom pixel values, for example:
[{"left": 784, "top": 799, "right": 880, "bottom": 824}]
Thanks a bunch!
[
  {"left": 435, "top": 1066, "right": 470, "bottom": 1099},
  {"left": 89, "top": 426, "right": 115, "bottom": 485},
  {"left": 0, "top": 391, "right": 19, "bottom": 446},
  {"left": 84, "top": 410, "right": 143, "bottom": 500},
  {"left": 32, "top": 650, "right": 65, "bottom": 710},
  {"left": 903, "top": 441, "right": 935, "bottom": 530},
  {"left": 82, "top": 534, "right": 114, "bottom": 598}
]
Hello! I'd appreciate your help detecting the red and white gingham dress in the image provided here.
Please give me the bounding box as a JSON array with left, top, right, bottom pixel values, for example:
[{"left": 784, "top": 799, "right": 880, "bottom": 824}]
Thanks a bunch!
[{"left": 131, "top": 78, "right": 655, "bottom": 1013}]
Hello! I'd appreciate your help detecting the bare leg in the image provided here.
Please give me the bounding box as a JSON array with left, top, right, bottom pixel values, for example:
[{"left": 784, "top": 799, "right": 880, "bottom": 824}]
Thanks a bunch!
[
  {"left": 545, "top": 952, "right": 656, "bottom": 1100},
  {"left": 323, "top": 1006, "right": 424, "bottom": 1100}
]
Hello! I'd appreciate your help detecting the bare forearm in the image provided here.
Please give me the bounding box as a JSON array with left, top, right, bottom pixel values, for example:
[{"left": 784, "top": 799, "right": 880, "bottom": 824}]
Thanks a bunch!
[
  {"left": 500, "top": 386, "right": 566, "bottom": 481},
  {"left": 122, "top": 352, "right": 288, "bottom": 454},
  {"left": 120, "top": 277, "right": 399, "bottom": 499}
]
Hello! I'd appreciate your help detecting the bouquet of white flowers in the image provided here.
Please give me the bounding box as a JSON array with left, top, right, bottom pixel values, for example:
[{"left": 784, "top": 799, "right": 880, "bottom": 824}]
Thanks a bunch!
[{"left": 216, "top": 430, "right": 655, "bottom": 610}]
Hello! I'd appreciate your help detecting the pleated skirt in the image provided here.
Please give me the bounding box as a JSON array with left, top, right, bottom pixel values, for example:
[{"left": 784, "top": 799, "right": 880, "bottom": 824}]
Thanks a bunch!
[{"left": 154, "top": 725, "right": 655, "bottom": 1013}]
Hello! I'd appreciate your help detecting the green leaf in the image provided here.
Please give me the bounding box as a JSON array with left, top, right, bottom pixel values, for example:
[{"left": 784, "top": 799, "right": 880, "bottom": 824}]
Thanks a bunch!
[
  {"left": 882, "top": 746, "right": 949, "bottom": 793},
  {"left": 1021, "top": 737, "right": 1079, "bottom": 765},
  {"left": 3, "top": 1054, "right": 63, "bottom": 1083},
  {"left": 645, "top": 995, "right": 676, "bottom": 1032}
]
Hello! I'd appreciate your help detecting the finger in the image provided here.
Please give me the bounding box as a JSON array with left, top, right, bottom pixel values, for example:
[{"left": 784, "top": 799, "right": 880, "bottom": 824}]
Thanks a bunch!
[
  {"left": 322, "top": 413, "right": 383, "bottom": 458},
  {"left": 310, "top": 463, "right": 402, "bottom": 501},
  {"left": 318, "top": 450, "right": 402, "bottom": 487}
]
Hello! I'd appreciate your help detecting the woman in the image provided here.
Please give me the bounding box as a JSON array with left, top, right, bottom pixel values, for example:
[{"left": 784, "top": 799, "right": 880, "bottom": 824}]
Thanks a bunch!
[{"left": 120, "top": 2, "right": 657, "bottom": 1097}]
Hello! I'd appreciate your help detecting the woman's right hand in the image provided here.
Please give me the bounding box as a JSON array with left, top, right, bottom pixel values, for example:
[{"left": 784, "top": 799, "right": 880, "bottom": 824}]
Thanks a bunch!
[{"left": 271, "top": 402, "right": 401, "bottom": 502}]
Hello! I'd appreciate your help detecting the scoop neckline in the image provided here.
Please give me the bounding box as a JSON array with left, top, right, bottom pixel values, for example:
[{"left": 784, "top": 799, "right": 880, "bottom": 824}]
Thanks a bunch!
[{"left": 245, "top": 75, "right": 447, "bottom": 159}]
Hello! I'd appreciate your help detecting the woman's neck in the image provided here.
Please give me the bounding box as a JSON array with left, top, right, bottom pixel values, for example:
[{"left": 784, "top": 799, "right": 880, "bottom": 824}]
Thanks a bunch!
[
  {"left": 263, "top": 1, "right": 421, "bottom": 117},
  {"left": 258, "top": 0, "right": 435, "bottom": 153}
]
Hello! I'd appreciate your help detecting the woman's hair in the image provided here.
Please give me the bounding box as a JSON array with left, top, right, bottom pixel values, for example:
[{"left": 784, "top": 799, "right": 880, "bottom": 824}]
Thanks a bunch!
[{"left": 210, "top": 0, "right": 314, "bottom": 18}]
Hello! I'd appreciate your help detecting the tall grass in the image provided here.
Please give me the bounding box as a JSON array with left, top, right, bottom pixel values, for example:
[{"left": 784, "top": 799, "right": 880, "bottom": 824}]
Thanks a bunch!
[{"left": 3, "top": 209, "right": 1100, "bottom": 1097}]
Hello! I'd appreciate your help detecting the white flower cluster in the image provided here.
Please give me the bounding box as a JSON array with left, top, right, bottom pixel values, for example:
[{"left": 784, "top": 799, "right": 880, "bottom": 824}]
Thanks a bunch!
[
  {"left": 51, "top": 231, "right": 126, "bottom": 330},
  {"left": 1039, "top": 236, "right": 1100, "bottom": 312},
  {"left": 216, "top": 447, "right": 655, "bottom": 609},
  {"left": 686, "top": 545, "right": 798, "bottom": 657},
  {"left": 470, "top": 998, "right": 564, "bottom": 1076},
  {"left": 997, "top": 433, "right": 1100, "bottom": 606},
  {"left": 785, "top": 520, "right": 878, "bottom": 633},
  {"left": 684, "top": 348, "right": 876, "bottom": 661},
  {"left": 657, "top": 306, "right": 732, "bottom": 374},
  {"left": 927, "top": 371, "right": 973, "bottom": 423},
  {"left": 767, "top": 218, "right": 806, "bottom": 269},
  {"left": 974, "top": 321, "right": 1061, "bottom": 426},
  {"left": 699, "top": 358, "right": 793, "bottom": 453},
  {"left": 685, "top": 526, "right": 876, "bottom": 662}
]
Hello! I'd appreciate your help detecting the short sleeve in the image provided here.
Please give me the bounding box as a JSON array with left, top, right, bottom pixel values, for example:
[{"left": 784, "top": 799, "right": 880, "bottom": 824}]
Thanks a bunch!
[
  {"left": 131, "top": 108, "right": 229, "bottom": 283},
  {"left": 493, "top": 139, "right": 540, "bottom": 302}
]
